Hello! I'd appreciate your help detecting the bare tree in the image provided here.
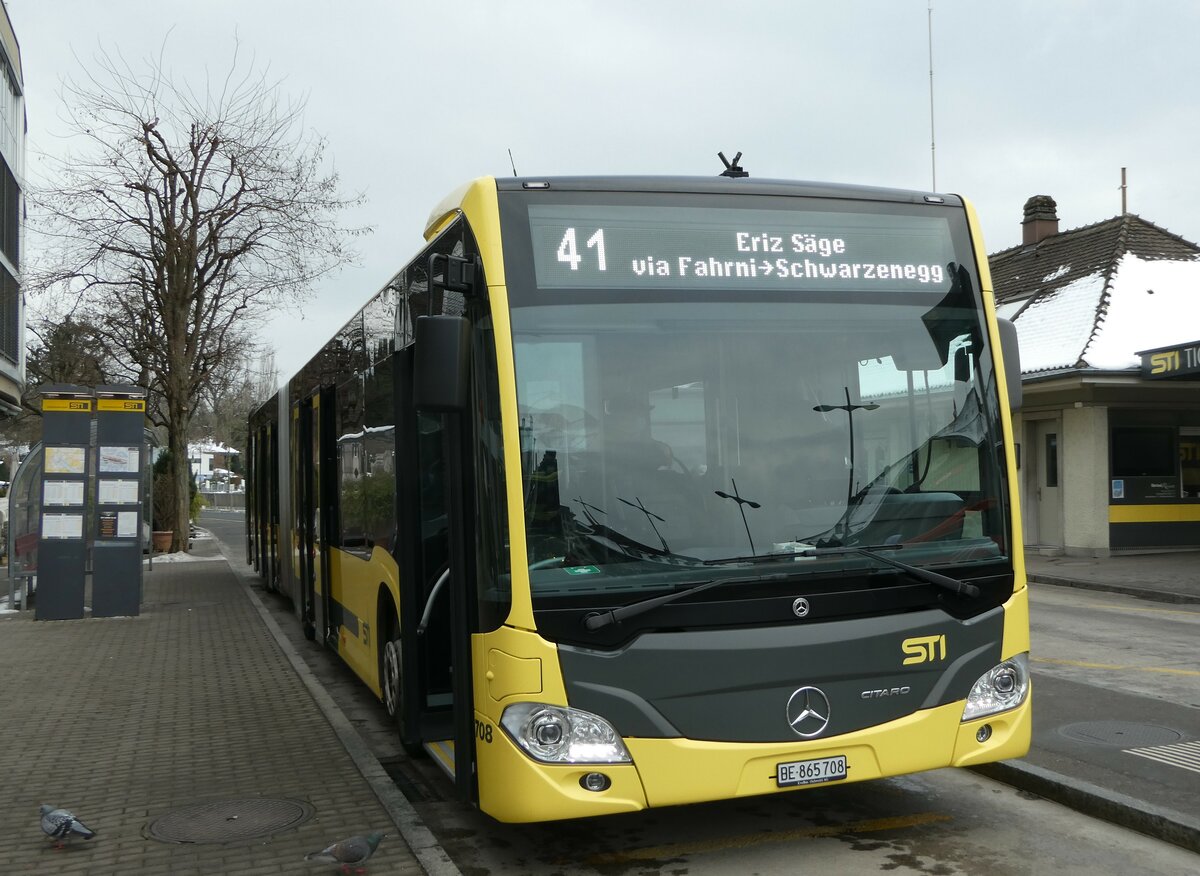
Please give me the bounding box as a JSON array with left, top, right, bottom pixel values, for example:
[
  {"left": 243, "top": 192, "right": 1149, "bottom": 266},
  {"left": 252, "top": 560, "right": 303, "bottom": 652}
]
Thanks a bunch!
[
  {"left": 29, "top": 43, "right": 366, "bottom": 550},
  {"left": 190, "top": 346, "right": 278, "bottom": 459}
]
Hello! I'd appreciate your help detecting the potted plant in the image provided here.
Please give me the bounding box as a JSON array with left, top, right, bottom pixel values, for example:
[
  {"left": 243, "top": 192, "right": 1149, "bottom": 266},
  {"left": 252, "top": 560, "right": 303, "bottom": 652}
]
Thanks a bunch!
[
  {"left": 151, "top": 450, "right": 177, "bottom": 552},
  {"left": 150, "top": 450, "right": 206, "bottom": 551}
]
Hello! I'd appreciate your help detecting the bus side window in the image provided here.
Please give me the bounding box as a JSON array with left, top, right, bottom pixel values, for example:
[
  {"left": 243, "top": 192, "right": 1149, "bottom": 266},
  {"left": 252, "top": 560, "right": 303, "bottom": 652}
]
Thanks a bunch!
[{"left": 337, "top": 373, "right": 367, "bottom": 550}]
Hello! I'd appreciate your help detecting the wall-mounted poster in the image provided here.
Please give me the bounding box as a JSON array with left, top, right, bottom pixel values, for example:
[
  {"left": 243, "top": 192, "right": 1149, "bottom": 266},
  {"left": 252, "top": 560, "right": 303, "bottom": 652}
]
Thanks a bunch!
[
  {"left": 42, "top": 513, "right": 84, "bottom": 539},
  {"left": 99, "top": 446, "right": 141, "bottom": 474},
  {"left": 46, "top": 446, "right": 87, "bottom": 474},
  {"left": 44, "top": 480, "right": 86, "bottom": 506},
  {"left": 98, "top": 479, "right": 140, "bottom": 505},
  {"left": 118, "top": 511, "right": 139, "bottom": 538}
]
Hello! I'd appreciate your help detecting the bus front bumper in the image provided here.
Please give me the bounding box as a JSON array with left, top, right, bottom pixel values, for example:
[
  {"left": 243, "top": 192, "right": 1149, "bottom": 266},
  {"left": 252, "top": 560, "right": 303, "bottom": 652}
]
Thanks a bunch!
[{"left": 476, "top": 694, "right": 1030, "bottom": 822}]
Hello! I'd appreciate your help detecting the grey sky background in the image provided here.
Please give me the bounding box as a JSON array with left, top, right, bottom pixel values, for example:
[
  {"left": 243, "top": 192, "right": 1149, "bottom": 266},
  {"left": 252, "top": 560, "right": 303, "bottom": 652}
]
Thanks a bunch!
[{"left": 9, "top": 1, "right": 1200, "bottom": 381}]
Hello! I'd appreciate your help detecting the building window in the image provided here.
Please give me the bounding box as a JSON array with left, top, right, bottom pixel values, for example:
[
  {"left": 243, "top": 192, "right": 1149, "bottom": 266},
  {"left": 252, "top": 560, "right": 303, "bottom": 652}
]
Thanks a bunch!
[
  {"left": 0, "top": 265, "right": 16, "bottom": 364},
  {"left": 0, "top": 160, "right": 17, "bottom": 268},
  {"left": 1180, "top": 429, "right": 1200, "bottom": 499},
  {"left": 1111, "top": 427, "right": 1176, "bottom": 478},
  {"left": 1044, "top": 433, "right": 1058, "bottom": 488}
]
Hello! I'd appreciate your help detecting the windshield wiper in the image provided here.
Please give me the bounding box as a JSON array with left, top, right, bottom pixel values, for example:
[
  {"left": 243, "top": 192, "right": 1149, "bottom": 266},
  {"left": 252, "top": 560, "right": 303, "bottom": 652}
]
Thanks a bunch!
[
  {"left": 702, "top": 551, "right": 814, "bottom": 566},
  {"left": 800, "top": 543, "right": 981, "bottom": 598},
  {"left": 567, "top": 497, "right": 702, "bottom": 567},
  {"left": 584, "top": 573, "right": 777, "bottom": 631}
]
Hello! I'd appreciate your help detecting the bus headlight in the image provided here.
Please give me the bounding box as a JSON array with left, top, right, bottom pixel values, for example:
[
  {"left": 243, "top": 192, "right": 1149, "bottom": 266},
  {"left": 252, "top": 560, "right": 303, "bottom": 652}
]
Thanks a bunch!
[
  {"left": 961, "top": 653, "right": 1030, "bottom": 721},
  {"left": 500, "top": 702, "right": 632, "bottom": 764}
]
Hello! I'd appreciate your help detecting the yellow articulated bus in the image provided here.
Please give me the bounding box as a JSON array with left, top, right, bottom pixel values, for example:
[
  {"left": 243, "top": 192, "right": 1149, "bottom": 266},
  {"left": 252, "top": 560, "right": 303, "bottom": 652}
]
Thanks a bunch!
[{"left": 247, "top": 174, "right": 1030, "bottom": 823}]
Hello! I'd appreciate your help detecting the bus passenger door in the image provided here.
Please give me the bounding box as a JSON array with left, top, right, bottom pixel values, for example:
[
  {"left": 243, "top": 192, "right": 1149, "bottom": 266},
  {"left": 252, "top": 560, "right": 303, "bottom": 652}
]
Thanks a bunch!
[
  {"left": 392, "top": 349, "right": 442, "bottom": 744},
  {"left": 419, "top": 411, "right": 458, "bottom": 741},
  {"left": 410, "top": 311, "right": 479, "bottom": 806},
  {"left": 394, "top": 335, "right": 476, "bottom": 802},
  {"left": 313, "top": 386, "right": 338, "bottom": 649},
  {"left": 295, "top": 400, "right": 318, "bottom": 640},
  {"left": 268, "top": 420, "right": 280, "bottom": 593}
]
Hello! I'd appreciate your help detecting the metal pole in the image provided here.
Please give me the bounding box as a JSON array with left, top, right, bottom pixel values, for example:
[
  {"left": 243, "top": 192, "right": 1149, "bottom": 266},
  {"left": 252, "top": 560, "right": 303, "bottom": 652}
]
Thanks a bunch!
[{"left": 928, "top": 0, "right": 937, "bottom": 191}]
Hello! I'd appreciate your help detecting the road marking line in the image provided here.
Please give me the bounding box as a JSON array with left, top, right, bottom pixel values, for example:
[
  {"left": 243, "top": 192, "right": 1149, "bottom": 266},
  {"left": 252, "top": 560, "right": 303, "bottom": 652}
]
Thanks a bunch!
[
  {"left": 584, "top": 812, "right": 952, "bottom": 864},
  {"left": 1127, "top": 741, "right": 1200, "bottom": 775},
  {"left": 1034, "top": 657, "right": 1200, "bottom": 677}
]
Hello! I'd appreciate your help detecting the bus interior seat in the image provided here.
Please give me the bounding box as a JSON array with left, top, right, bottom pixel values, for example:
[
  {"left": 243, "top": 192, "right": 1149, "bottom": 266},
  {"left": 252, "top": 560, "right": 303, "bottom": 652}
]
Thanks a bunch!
[{"left": 857, "top": 492, "right": 965, "bottom": 545}]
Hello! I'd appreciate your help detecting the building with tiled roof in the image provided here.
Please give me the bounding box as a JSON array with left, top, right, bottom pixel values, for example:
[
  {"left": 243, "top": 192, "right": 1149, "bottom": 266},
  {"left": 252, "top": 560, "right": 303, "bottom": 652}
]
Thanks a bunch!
[{"left": 988, "top": 197, "right": 1200, "bottom": 555}]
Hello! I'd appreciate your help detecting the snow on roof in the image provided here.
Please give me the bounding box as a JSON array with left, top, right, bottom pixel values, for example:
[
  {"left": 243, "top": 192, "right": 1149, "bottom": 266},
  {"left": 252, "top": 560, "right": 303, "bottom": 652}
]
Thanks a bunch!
[
  {"left": 1042, "top": 265, "right": 1071, "bottom": 283},
  {"left": 1084, "top": 253, "right": 1200, "bottom": 370},
  {"left": 1010, "top": 271, "right": 1107, "bottom": 372},
  {"left": 1007, "top": 253, "right": 1200, "bottom": 374},
  {"left": 995, "top": 300, "right": 1024, "bottom": 321},
  {"left": 188, "top": 441, "right": 240, "bottom": 455}
]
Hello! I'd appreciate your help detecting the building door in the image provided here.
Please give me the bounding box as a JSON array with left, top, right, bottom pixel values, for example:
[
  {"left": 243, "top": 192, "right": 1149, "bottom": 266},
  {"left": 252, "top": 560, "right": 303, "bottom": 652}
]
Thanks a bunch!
[{"left": 1029, "top": 419, "right": 1063, "bottom": 548}]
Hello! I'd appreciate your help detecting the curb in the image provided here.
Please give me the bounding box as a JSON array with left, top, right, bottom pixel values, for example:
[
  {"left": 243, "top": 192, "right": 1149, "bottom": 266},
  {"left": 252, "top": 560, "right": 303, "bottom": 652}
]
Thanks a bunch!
[
  {"left": 1027, "top": 574, "right": 1200, "bottom": 606},
  {"left": 971, "top": 759, "right": 1200, "bottom": 855},
  {"left": 220, "top": 544, "right": 463, "bottom": 876}
]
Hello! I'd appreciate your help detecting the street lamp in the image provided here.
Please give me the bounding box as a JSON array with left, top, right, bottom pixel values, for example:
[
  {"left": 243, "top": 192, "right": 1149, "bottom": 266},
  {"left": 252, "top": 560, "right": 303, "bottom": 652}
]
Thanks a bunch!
[{"left": 714, "top": 478, "right": 761, "bottom": 555}]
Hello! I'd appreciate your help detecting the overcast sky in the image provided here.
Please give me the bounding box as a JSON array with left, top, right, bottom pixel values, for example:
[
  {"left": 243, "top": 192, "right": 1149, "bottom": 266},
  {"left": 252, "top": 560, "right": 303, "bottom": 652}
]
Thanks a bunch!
[{"left": 9, "top": 1, "right": 1200, "bottom": 380}]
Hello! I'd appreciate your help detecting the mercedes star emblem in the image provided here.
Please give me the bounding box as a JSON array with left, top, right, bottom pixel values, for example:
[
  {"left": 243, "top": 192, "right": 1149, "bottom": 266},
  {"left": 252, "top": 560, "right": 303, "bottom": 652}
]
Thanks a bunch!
[
  {"left": 786, "top": 686, "right": 832, "bottom": 738},
  {"left": 791, "top": 597, "right": 811, "bottom": 618}
]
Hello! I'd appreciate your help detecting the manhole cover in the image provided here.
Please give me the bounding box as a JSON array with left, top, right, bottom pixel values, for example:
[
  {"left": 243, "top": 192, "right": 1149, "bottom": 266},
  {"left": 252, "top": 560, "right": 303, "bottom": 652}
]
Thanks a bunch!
[
  {"left": 1059, "top": 721, "right": 1183, "bottom": 748},
  {"left": 147, "top": 798, "right": 314, "bottom": 844}
]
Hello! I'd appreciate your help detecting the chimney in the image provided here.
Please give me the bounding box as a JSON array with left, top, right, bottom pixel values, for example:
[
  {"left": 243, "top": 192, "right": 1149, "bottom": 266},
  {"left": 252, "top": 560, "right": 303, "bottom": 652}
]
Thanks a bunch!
[{"left": 1022, "top": 195, "right": 1059, "bottom": 245}]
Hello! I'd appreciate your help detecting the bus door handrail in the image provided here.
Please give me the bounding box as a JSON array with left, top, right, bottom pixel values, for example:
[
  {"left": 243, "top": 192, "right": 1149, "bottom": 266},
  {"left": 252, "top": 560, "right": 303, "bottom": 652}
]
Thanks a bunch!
[{"left": 417, "top": 567, "right": 451, "bottom": 635}]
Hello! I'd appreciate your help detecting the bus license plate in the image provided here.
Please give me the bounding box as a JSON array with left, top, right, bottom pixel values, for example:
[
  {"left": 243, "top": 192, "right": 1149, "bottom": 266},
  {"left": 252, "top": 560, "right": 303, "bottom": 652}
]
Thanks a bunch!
[{"left": 776, "top": 755, "right": 848, "bottom": 787}]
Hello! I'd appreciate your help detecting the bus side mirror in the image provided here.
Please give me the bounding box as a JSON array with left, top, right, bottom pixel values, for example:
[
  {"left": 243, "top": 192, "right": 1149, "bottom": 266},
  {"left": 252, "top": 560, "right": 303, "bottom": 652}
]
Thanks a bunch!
[
  {"left": 414, "top": 315, "right": 471, "bottom": 412},
  {"left": 997, "top": 318, "right": 1021, "bottom": 412}
]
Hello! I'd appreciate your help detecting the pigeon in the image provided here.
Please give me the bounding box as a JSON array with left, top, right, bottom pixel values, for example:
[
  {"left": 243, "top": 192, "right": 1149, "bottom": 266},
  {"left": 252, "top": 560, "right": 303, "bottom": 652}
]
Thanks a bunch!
[
  {"left": 39, "top": 804, "right": 96, "bottom": 848},
  {"left": 304, "top": 831, "right": 385, "bottom": 873}
]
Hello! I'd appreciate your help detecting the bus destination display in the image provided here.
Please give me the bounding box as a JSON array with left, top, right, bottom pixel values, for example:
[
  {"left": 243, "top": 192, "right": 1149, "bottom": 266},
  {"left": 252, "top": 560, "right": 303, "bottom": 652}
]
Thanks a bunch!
[{"left": 528, "top": 204, "right": 956, "bottom": 293}]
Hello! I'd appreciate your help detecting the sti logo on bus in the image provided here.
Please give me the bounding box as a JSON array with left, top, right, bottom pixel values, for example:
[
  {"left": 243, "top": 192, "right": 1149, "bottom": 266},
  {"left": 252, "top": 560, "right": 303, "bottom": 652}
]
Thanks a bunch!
[{"left": 901, "top": 634, "right": 947, "bottom": 666}]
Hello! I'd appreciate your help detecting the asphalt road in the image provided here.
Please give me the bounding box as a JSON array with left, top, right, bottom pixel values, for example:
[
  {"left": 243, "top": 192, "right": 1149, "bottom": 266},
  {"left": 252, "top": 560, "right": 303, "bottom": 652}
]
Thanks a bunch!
[
  {"left": 1020, "top": 582, "right": 1200, "bottom": 835},
  {"left": 202, "top": 510, "right": 1199, "bottom": 875}
]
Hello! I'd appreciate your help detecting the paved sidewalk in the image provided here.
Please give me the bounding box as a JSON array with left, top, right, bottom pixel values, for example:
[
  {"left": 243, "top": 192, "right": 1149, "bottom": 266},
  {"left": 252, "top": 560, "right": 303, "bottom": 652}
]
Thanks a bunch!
[
  {"left": 0, "top": 541, "right": 429, "bottom": 875},
  {"left": 1025, "top": 549, "right": 1200, "bottom": 604}
]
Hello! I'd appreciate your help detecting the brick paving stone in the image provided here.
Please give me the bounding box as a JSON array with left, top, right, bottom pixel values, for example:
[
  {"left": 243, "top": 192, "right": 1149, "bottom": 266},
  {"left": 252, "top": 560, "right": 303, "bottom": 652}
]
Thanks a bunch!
[{"left": 0, "top": 544, "right": 426, "bottom": 875}]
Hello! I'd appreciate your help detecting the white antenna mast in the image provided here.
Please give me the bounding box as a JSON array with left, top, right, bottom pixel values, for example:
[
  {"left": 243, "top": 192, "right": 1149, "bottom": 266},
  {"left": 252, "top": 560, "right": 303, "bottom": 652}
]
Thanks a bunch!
[{"left": 928, "top": 0, "right": 937, "bottom": 191}]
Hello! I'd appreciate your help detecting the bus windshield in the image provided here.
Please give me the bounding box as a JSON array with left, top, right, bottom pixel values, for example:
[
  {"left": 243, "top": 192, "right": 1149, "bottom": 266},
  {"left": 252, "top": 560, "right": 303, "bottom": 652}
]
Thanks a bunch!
[{"left": 505, "top": 193, "right": 1010, "bottom": 619}]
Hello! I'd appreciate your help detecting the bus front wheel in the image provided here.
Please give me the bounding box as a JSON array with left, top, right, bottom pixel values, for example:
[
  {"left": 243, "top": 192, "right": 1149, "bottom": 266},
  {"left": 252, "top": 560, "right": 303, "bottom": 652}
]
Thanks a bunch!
[
  {"left": 381, "top": 621, "right": 424, "bottom": 757},
  {"left": 382, "top": 634, "right": 403, "bottom": 720}
]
